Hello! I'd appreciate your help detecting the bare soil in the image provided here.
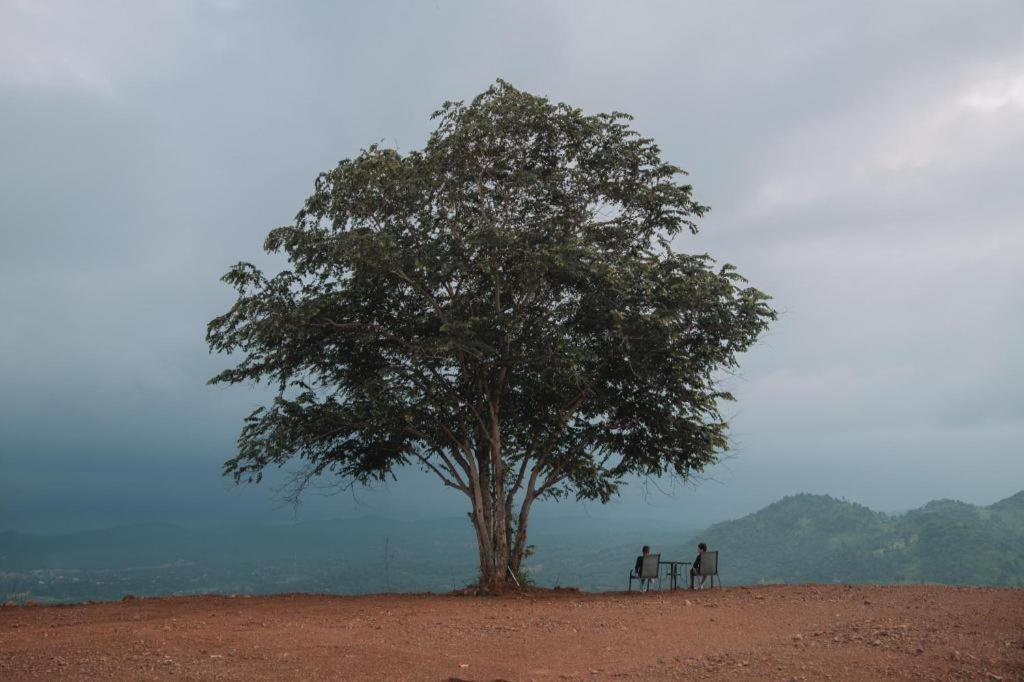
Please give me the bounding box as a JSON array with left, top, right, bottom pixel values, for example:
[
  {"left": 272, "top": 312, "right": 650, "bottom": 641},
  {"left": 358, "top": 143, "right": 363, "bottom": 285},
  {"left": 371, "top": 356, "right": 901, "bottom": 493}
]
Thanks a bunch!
[{"left": 1, "top": 585, "right": 1022, "bottom": 680}]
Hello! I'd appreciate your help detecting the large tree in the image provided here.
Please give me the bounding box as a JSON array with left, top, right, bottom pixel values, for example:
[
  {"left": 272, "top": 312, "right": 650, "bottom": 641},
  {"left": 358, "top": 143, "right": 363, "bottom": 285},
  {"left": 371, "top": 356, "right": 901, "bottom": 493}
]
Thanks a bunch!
[{"left": 207, "top": 81, "right": 775, "bottom": 589}]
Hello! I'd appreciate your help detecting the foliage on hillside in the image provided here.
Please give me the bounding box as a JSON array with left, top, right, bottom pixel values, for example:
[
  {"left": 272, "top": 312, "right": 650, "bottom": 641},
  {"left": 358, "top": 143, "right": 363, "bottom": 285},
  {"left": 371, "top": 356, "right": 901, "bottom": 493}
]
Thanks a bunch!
[
  {"left": 4, "top": 492, "right": 1023, "bottom": 603},
  {"left": 682, "top": 492, "right": 1024, "bottom": 586}
]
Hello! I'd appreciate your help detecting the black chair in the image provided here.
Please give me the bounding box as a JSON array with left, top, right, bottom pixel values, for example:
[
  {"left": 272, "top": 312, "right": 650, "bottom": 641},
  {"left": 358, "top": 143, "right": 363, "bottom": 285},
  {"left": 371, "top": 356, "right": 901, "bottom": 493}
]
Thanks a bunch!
[
  {"left": 695, "top": 550, "right": 720, "bottom": 588},
  {"left": 628, "top": 553, "right": 661, "bottom": 592}
]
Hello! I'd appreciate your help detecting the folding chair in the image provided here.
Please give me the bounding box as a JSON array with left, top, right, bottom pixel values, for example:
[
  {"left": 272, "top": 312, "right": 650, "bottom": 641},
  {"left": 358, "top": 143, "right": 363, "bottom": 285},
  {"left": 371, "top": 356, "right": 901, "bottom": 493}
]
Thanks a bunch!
[
  {"left": 628, "top": 553, "right": 661, "bottom": 592},
  {"left": 696, "top": 550, "right": 720, "bottom": 588}
]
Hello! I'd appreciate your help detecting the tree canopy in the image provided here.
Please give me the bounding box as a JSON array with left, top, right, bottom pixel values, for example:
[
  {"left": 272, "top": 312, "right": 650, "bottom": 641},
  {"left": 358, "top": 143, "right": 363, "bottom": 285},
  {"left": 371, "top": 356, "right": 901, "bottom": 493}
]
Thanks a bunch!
[{"left": 207, "top": 80, "right": 775, "bottom": 588}]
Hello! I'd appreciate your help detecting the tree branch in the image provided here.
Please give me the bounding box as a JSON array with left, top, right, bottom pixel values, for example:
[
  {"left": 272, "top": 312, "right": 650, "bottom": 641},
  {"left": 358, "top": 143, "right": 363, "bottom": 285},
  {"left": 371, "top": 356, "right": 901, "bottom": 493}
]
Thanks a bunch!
[{"left": 415, "top": 450, "right": 469, "bottom": 494}]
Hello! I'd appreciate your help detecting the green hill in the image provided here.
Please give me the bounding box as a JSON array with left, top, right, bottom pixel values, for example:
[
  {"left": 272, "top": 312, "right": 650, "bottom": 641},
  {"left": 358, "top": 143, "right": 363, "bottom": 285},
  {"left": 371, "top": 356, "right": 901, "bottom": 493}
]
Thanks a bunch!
[
  {"left": 3, "top": 491, "right": 1022, "bottom": 603},
  {"left": 679, "top": 492, "right": 1024, "bottom": 587}
]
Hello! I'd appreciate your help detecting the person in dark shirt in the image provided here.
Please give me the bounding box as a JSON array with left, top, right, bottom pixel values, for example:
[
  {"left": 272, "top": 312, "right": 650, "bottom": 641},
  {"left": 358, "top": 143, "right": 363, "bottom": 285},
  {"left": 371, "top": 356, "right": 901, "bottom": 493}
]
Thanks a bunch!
[
  {"left": 633, "top": 545, "right": 652, "bottom": 592},
  {"left": 689, "top": 542, "right": 708, "bottom": 590}
]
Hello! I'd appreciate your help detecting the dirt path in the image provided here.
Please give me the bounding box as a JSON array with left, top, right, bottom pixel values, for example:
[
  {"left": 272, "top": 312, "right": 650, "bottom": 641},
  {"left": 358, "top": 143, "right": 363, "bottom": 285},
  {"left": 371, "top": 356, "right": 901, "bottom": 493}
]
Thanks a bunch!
[{"left": 1, "top": 585, "right": 1022, "bottom": 680}]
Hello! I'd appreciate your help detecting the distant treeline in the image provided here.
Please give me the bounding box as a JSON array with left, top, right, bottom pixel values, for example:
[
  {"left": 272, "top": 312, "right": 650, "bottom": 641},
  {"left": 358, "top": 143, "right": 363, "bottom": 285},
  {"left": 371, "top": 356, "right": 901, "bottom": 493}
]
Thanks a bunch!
[
  {"left": 680, "top": 491, "right": 1024, "bottom": 587},
  {"left": 2, "top": 492, "right": 1021, "bottom": 603}
]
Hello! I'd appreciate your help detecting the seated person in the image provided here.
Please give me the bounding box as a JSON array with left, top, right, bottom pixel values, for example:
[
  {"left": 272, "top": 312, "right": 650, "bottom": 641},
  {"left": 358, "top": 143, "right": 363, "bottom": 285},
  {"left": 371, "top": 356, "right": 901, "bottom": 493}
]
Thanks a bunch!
[
  {"left": 689, "top": 542, "right": 708, "bottom": 590},
  {"left": 633, "top": 545, "right": 653, "bottom": 592}
]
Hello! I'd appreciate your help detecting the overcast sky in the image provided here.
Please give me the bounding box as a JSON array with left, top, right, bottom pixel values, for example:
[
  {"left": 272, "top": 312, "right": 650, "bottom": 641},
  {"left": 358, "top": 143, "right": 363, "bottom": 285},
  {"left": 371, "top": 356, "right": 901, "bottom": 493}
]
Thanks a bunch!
[{"left": 1, "top": 0, "right": 1022, "bottom": 532}]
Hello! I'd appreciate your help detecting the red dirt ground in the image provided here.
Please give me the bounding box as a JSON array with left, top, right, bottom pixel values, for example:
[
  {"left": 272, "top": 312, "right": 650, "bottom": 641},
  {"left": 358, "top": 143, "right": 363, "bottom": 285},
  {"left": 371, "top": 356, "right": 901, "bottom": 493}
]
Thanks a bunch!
[{"left": 1, "top": 585, "right": 1022, "bottom": 680}]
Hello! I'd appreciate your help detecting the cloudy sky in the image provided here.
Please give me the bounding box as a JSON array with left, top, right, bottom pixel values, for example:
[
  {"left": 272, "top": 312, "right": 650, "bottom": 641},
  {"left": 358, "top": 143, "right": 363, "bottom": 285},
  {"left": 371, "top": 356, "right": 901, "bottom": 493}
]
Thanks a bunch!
[{"left": 1, "top": 0, "right": 1022, "bottom": 532}]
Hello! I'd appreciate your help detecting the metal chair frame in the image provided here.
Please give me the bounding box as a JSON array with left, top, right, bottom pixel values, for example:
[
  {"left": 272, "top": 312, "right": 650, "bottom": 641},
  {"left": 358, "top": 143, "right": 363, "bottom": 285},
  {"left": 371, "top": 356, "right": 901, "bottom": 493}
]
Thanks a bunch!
[
  {"left": 695, "top": 550, "right": 720, "bottom": 588},
  {"left": 628, "top": 553, "right": 662, "bottom": 592}
]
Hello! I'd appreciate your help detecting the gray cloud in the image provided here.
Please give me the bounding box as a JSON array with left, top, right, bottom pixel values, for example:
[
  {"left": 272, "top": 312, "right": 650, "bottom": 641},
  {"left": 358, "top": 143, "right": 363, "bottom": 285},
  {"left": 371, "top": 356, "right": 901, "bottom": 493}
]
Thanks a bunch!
[{"left": 1, "top": 0, "right": 1021, "bottom": 531}]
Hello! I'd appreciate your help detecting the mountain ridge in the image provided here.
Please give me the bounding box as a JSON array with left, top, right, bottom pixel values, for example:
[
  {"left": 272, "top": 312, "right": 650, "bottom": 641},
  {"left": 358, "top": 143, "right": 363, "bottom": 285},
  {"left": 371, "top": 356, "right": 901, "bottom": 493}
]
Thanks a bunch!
[
  {"left": 671, "top": 490, "right": 1024, "bottom": 587},
  {"left": 2, "top": 490, "right": 1022, "bottom": 603}
]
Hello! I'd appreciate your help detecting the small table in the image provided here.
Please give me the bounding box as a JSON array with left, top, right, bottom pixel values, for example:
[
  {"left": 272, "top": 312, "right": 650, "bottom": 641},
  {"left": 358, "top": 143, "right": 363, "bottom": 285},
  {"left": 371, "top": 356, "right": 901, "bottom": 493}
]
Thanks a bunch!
[{"left": 659, "top": 560, "right": 692, "bottom": 590}]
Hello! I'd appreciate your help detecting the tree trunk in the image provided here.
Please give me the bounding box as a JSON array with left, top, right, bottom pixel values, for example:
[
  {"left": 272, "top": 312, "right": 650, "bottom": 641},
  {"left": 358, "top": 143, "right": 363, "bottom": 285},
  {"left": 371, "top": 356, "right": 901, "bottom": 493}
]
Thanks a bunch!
[
  {"left": 468, "top": 465, "right": 543, "bottom": 589},
  {"left": 468, "top": 464, "right": 497, "bottom": 587},
  {"left": 464, "top": 399, "right": 543, "bottom": 591},
  {"left": 488, "top": 406, "right": 509, "bottom": 587},
  {"left": 470, "top": 424, "right": 506, "bottom": 590},
  {"left": 509, "top": 468, "right": 539, "bottom": 576},
  {"left": 470, "top": 495, "right": 507, "bottom": 589},
  {"left": 472, "top": 512, "right": 499, "bottom": 587}
]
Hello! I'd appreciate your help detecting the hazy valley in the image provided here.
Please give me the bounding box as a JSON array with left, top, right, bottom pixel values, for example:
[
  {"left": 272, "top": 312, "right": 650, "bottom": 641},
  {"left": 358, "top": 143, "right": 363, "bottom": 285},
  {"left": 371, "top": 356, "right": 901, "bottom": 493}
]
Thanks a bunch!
[{"left": 4, "top": 490, "right": 1022, "bottom": 604}]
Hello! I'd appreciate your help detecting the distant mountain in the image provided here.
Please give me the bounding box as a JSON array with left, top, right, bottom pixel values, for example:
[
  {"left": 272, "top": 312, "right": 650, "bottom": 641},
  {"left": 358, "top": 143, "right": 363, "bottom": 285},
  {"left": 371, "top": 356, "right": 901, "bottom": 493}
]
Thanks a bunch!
[
  {"left": 3, "top": 492, "right": 1022, "bottom": 604},
  {"left": 990, "top": 490, "right": 1024, "bottom": 526},
  {"left": 675, "top": 492, "right": 1024, "bottom": 587}
]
